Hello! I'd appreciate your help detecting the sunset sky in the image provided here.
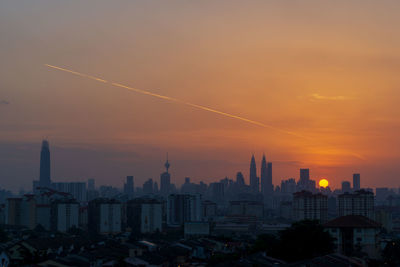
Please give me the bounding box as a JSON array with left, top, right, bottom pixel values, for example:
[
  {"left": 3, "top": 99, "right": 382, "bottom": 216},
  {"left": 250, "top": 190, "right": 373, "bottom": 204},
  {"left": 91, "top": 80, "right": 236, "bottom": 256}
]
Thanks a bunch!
[{"left": 1, "top": 1, "right": 400, "bottom": 192}]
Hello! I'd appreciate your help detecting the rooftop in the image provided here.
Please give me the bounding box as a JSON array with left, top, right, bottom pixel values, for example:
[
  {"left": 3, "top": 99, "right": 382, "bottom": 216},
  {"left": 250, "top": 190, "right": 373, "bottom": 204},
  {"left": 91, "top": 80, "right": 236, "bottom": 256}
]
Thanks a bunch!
[{"left": 324, "top": 215, "right": 381, "bottom": 228}]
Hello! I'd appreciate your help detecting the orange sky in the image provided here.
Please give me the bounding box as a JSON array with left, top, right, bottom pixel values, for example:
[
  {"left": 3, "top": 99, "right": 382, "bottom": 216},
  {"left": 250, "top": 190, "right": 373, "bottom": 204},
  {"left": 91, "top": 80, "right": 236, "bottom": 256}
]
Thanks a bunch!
[{"left": 1, "top": 1, "right": 400, "bottom": 191}]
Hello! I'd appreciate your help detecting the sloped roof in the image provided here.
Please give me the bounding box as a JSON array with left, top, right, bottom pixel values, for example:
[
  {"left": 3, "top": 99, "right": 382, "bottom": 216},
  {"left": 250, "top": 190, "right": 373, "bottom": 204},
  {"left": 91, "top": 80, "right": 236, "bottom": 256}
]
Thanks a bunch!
[{"left": 324, "top": 215, "right": 381, "bottom": 228}]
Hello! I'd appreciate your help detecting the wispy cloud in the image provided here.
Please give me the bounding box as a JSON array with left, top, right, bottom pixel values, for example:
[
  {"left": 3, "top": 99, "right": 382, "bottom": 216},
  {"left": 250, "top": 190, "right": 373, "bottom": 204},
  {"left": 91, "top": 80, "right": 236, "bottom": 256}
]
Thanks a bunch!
[
  {"left": 0, "top": 100, "right": 10, "bottom": 105},
  {"left": 309, "top": 93, "right": 352, "bottom": 101}
]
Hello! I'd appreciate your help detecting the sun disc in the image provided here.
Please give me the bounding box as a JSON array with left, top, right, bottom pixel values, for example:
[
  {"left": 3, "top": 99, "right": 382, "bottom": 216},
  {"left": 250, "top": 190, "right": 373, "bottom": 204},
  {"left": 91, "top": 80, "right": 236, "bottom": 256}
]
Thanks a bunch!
[{"left": 319, "top": 179, "right": 329, "bottom": 188}]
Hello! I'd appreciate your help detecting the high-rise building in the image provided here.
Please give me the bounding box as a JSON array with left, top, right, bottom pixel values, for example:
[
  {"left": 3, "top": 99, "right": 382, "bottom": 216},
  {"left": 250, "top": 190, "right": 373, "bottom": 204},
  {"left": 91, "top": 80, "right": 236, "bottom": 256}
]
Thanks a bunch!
[
  {"left": 297, "top": 168, "right": 315, "bottom": 192},
  {"left": 51, "top": 199, "right": 79, "bottom": 232},
  {"left": 341, "top": 181, "right": 351, "bottom": 193},
  {"left": 124, "top": 176, "right": 134, "bottom": 198},
  {"left": 260, "top": 155, "right": 273, "bottom": 196},
  {"left": 209, "top": 182, "right": 224, "bottom": 204},
  {"left": 338, "top": 190, "right": 374, "bottom": 219},
  {"left": 143, "top": 179, "right": 154, "bottom": 195},
  {"left": 299, "top": 169, "right": 309, "bottom": 183},
  {"left": 52, "top": 182, "right": 87, "bottom": 202},
  {"left": 249, "top": 155, "right": 259, "bottom": 193},
  {"left": 229, "top": 201, "right": 264, "bottom": 219},
  {"left": 293, "top": 191, "right": 328, "bottom": 223},
  {"left": 167, "top": 194, "right": 202, "bottom": 226},
  {"left": 87, "top": 179, "right": 95, "bottom": 191},
  {"left": 353, "top": 174, "right": 361, "bottom": 191},
  {"left": 126, "top": 198, "right": 162, "bottom": 234},
  {"left": 88, "top": 198, "right": 122, "bottom": 235},
  {"left": 39, "top": 140, "right": 51, "bottom": 187},
  {"left": 160, "top": 156, "right": 171, "bottom": 196}
]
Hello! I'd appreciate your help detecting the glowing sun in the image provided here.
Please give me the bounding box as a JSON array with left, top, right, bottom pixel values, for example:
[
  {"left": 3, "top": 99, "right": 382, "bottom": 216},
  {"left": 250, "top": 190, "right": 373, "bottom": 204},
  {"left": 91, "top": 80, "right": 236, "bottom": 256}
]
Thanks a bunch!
[{"left": 319, "top": 179, "right": 329, "bottom": 188}]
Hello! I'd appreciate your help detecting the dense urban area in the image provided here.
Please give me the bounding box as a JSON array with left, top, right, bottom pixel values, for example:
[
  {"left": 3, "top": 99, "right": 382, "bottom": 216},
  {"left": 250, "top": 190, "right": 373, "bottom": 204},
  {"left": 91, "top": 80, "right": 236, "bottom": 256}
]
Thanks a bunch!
[{"left": 0, "top": 140, "right": 399, "bottom": 266}]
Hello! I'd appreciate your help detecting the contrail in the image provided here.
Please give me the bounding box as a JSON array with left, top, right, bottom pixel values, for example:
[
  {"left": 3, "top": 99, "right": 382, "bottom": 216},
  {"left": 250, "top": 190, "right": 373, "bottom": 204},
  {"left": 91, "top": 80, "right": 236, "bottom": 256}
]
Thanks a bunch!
[
  {"left": 45, "top": 64, "right": 303, "bottom": 138},
  {"left": 44, "top": 64, "right": 366, "bottom": 160}
]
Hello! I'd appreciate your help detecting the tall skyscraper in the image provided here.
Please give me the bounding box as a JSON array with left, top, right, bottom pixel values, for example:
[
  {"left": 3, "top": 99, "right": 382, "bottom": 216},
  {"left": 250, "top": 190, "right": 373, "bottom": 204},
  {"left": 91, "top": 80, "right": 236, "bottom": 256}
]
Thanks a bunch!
[
  {"left": 260, "top": 155, "right": 267, "bottom": 194},
  {"left": 260, "top": 154, "right": 273, "bottom": 197},
  {"left": 160, "top": 155, "right": 171, "bottom": 196},
  {"left": 39, "top": 140, "right": 51, "bottom": 187},
  {"left": 299, "top": 169, "right": 310, "bottom": 183},
  {"left": 124, "top": 176, "right": 134, "bottom": 198},
  {"left": 249, "top": 155, "right": 259, "bottom": 193},
  {"left": 353, "top": 173, "right": 361, "bottom": 191}
]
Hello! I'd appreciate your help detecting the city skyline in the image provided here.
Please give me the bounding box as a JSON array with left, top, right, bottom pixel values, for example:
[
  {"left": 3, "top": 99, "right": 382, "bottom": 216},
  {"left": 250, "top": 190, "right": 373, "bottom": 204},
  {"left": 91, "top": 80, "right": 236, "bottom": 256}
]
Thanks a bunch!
[
  {"left": 1, "top": 1, "right": 400, "bottom": 192},
  {"left": 0, "top": 139, "right": 374, "bottom": 193}
]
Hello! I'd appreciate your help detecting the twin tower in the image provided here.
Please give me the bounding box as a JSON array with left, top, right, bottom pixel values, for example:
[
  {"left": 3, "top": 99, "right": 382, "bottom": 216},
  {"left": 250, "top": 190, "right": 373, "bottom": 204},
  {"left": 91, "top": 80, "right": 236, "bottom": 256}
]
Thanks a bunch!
[{"left": 250, "top": 154, "right": 273, "bottom": 195}]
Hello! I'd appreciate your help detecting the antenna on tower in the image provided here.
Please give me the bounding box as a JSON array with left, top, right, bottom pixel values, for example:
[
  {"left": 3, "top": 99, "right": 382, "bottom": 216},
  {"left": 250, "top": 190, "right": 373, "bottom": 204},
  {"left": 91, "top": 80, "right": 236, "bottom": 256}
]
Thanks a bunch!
[{"left": 165, "top": 152, "right": 170, "bottom": 173}]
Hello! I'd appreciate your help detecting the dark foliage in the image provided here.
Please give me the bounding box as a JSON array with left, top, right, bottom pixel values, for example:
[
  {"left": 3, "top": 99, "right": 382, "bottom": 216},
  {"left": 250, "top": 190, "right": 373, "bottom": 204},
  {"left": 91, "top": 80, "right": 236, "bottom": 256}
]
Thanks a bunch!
[
  {"left": 382, "top": 239, "right": 400, "bottom": 266},
  {"left": 252, "top": 220, "right": 335, "bottom": 262}
]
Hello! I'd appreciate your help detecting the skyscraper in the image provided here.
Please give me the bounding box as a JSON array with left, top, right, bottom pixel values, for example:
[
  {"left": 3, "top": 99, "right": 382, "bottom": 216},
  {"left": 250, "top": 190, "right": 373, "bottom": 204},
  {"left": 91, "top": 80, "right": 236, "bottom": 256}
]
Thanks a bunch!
[
  {"left": 260, "top": 154, "right": 273, "bottom": 196},
  {"left": 39, "top": 140, "right": 51, "bottom": 187},
  {"left": 249, "top": 155, "right": 259, "bottom": 193},
  {"left": 353, "top": 173, "right": 361, "bottom": 191},
  {"left": 260, "top": 155, "right": 267, "bottom": 194},
  {"left": 124, "top": 176, "right": 134, "bottom": 198},
  {"left": 160, "top": 155, "right": 171, "bottom": 196},
  {"left": 298, "top": 168, "right": 312, "bottom": 191}
]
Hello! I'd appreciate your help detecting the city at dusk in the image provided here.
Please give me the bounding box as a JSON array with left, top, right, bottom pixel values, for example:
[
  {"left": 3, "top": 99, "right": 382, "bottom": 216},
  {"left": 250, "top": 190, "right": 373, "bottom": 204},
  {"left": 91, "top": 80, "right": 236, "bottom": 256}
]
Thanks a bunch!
[{"left": 1, "top": 1, "right": 400, "bottom": 266}]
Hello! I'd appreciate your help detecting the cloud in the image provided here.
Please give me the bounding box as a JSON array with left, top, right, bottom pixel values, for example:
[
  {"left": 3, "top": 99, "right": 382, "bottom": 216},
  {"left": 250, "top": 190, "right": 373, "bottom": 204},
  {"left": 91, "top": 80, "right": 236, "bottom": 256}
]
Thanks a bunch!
[
  {"left": 0, "top": 100, "right": 10, "bottom": 105},
  {"left": 309, "top": 93, "right": 352, "bottom": 101}
]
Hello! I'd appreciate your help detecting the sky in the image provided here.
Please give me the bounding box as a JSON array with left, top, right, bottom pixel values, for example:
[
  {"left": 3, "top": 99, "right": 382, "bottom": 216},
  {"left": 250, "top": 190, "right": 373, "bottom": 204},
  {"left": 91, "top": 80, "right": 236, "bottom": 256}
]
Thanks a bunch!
[{"left": 1, "top": 1, "right": 400, "bottom": 192}]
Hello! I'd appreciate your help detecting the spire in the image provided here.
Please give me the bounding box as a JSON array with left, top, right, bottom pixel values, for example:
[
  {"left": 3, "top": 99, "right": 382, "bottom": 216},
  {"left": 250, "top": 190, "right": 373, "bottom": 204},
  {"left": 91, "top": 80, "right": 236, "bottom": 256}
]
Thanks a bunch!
[
  {"left": 261, "top": 153, "right": 267, "bottom": 168},
  {"left": 165, "top": 152, "right": 170, "bottom": 173}
]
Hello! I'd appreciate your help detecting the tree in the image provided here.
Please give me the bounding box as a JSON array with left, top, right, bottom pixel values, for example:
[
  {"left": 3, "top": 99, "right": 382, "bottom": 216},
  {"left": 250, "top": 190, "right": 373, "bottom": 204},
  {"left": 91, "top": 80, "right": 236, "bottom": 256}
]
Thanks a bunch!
[
  {"left": 274, "top": 220, "right": 335, "bottom": 262},
  {"left": 0, "top": 227, "right": 8, "bottom": 242},
  {"left": 382, "top": 240, "right": 400, "bottom": 266}
]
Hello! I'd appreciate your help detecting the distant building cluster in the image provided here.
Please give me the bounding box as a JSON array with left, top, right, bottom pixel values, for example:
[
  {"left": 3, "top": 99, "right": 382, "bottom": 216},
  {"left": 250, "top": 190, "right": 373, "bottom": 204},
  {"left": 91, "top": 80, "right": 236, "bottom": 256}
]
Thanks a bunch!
[{"left": 0, "top": 140, "right": 400, "bottom": 265}]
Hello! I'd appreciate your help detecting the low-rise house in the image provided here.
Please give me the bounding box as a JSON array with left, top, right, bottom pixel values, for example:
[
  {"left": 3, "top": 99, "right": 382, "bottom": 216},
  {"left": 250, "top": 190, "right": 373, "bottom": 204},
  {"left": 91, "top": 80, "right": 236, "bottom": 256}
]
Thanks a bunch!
[{"left": 324, "top": 215, "right": 381, "bottom": 259}]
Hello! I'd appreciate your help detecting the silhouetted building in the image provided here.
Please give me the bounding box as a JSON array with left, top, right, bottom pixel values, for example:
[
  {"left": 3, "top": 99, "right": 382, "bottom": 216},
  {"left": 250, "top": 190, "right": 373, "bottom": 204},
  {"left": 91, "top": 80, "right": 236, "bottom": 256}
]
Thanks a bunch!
[
  {"left": 324, "top": 215, "right": 381, "bottom": 259},
  {"left": 143, "top": 179, "right": 154, "bottom": 195},
  {"left": 202, "top": 200, "right": 217, "bottom": 220},
  {"left": 209, "top": 182, "right": 224, "bottom": 204},
  {"left": 353, "top": 173, "right": 360, "bottom": 191},
  {"left": 52, "top": 182, "right": 87, "bottom": 202},
  {"left": 160, "top": 156, "right": 171, "bottom": 196},
  {"left": 297, "top": 168, "right": 315, "bottom": 192},
  {"left": 260, "top": 155, "right": 273, "bottom": 195},
  {"left": 281, "top": 178, "right": 296, "bottom": 194},
  {"left": 87, "top": 178, "right": 95, "bottom": 191},
  {"left": 126, "top": 198, "right": 162, "bottom": 234},
  {"left": 236, "top": 172, "right": 245, "bottom": 186},
  {"left": 342, "top": 181, "right": 351, "bottom": 193},
  {"left": 51, "top": 199, "right": 79, "bottom": 232},
  {"left": 229, "top": 200, "right": 264, "bottom": 219},
  {"left": 167, "top": 194, "right": 202, "bottom": 226},
  {"left": 88, "top": 198, "right": 121, "bottom": 235},
  {"left": 338, "top": 190, "right": 374, "bottom": 219},
  {"left": 249, "top": 155, "right": 259, "bottom": 193},
  {"left": 39, "top": 140, "right": 51, "bottom": 187},
  {"left": 293, "top": 191, "right": 328, "bottom": 223},
  {"left": 124, "top": 176, "right": 134, "bottom": 198}
]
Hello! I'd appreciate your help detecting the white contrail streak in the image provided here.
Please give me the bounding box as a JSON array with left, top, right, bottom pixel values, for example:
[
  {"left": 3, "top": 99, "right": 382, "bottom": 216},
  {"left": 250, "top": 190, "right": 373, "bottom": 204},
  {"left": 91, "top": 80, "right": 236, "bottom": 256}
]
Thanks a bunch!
[
  {"left": 44, "top": 64, "right": 305, "bottom": 138},
  {"left": 44, "top": 64, "right": 367, "bottom": 160}
]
